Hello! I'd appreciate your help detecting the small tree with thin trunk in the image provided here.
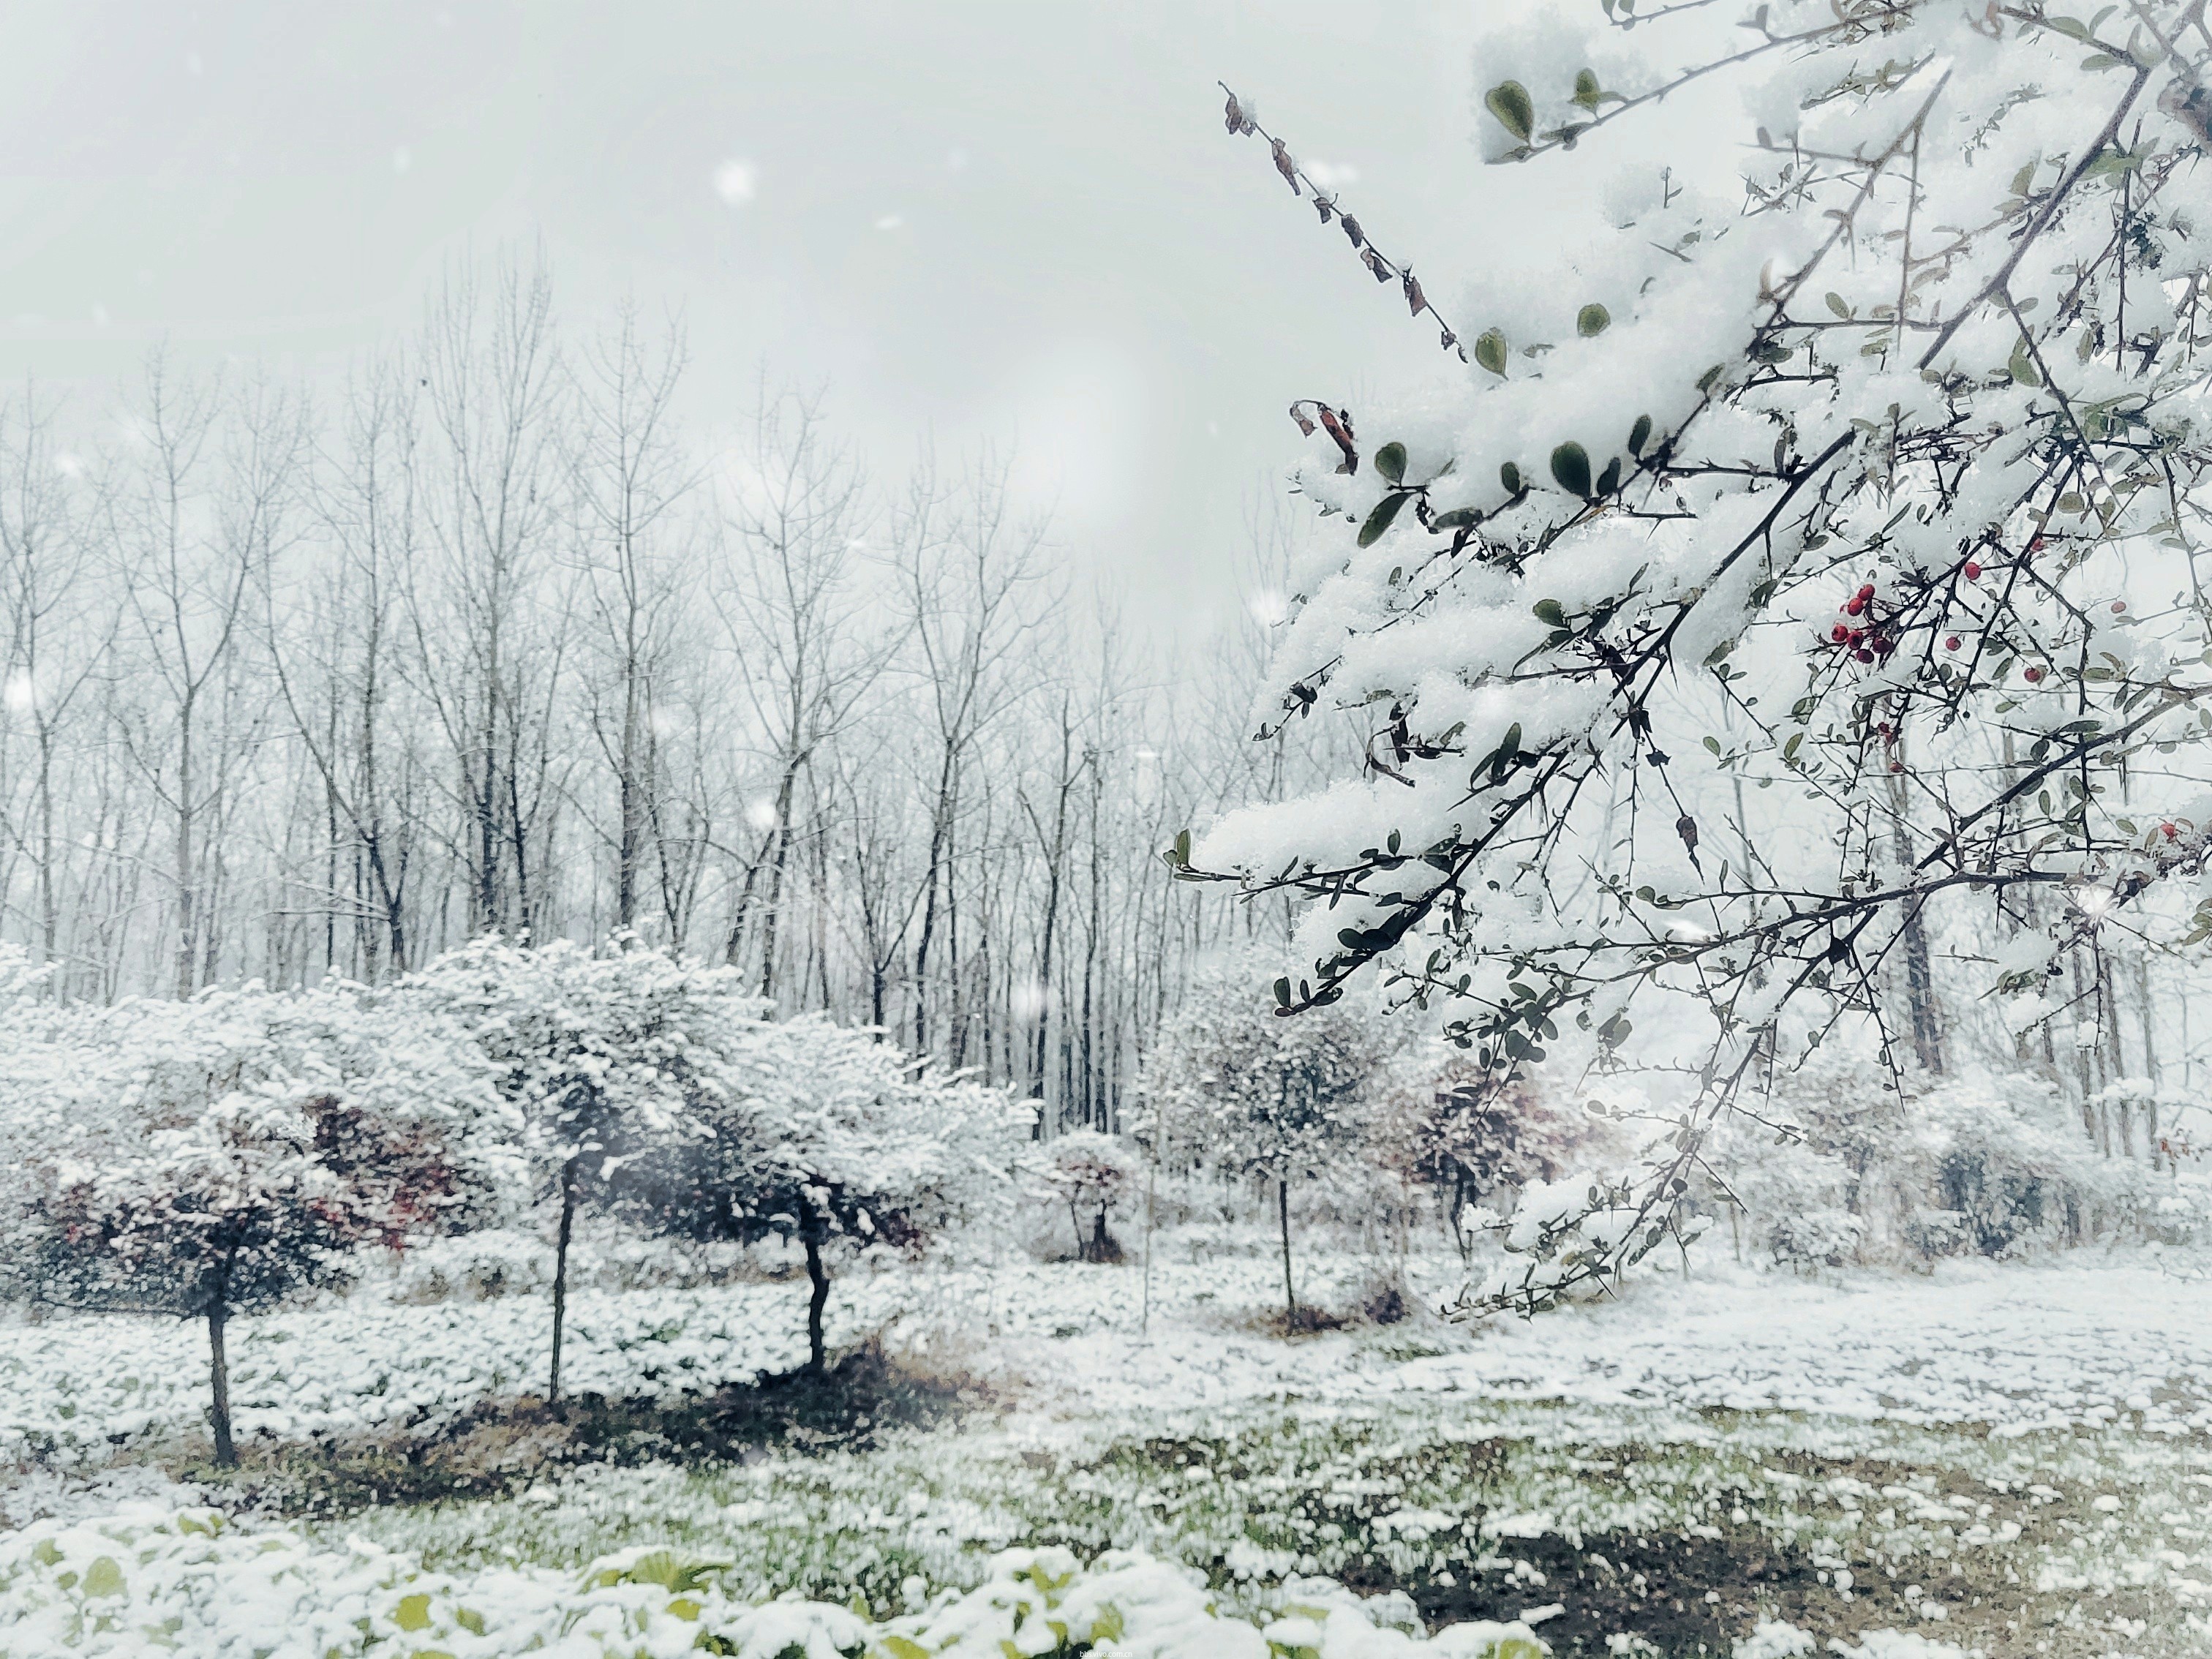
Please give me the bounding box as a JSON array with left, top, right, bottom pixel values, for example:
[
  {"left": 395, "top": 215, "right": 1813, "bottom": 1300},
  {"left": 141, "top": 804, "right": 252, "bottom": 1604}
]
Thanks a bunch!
[
  {"left": 630, "top": 1013, "right": 1034, "bottom": 1373},
  {"left": 1042, "top": 1129, "right": 1137, "bottom": 1263},
  {"left": 1137, "top": 954, "right": 1383, "bottom": 1327},
  {"left": 12, "top": 982, "right": 483, "bottom": 1467},
  {"left": 399, "top": 936, "right": 752, "bottom": 1404}
]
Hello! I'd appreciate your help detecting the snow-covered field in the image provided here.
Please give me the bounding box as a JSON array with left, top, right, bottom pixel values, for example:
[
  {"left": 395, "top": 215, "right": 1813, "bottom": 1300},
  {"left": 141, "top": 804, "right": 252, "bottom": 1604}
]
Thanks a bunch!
[
  {"left": 10, "top": 1244, "right": 2212, "bottom": 1462},
  {"left": 7, "top": 1246, "right": 2212, "bottom": 1656}
]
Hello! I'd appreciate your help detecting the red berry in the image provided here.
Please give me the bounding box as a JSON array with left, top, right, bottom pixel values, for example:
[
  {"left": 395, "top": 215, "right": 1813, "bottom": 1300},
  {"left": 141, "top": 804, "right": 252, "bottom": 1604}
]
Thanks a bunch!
[
  {"left": 1872, "top": 636, "right": 1895, "bottom": 655},
  {"left": 1889, "top": 761, "right": 1903, "bottom": 772},
  {"left": 1831, "top": 623, "right": 1850, "bottom": 643},
  {"left": 2163, "top": 822, "right": 2179, "bottom": 840},
  {"left": 2028, "top": 536, "right": 2046, "bottom": 553},
  {"left": 2023, "top": 666, "right": 2043, "bottom": 682},
  {"left": 1846, "top": 596, "right": 1866, "bottom": 617},
  {"left": 1859, "top": 583, "right": 1876, "bottom": 600},
  {"left": 1855, "top": 648, "right": 1875, "bottom": 663},
  {"left": 1945, "top": 636, "right": 1961, "bottom": 651},
  {"left": 1849, "top": 630, "right": 1865, "bottom": 647},
  {"left": 1963, "top": 561, "right": 1982, "bottom": 580},
  {"left": 2112, "top": 600, "right": 2127, "bottom": 614}
]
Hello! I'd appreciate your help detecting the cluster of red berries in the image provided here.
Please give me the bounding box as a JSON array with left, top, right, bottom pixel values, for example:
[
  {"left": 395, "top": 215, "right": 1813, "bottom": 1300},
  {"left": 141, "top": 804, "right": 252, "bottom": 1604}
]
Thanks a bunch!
[{"left": 1827, "top": 582, "right": 1900, "bottom": 663}]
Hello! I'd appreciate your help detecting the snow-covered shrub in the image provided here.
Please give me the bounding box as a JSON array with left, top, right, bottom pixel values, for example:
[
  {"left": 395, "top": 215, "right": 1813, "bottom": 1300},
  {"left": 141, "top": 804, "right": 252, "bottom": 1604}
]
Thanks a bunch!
[
  {"left": 1903, "top": 1078, "right": 2141, "bottom": 1258},
  {"left": 0, "top": 1511, "right": 1549, "bottom": 1659},
  {"left": 1707, "top": 1053, "right": 2156, "bottom": 1268},
  {"left": 1041, "top": 1129, "right": 1138, "bottom": 1263}
]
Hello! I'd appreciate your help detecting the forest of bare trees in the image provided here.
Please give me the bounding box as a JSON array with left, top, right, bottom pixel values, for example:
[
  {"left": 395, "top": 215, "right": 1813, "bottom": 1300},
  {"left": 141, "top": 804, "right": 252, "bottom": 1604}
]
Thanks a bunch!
[{"left": 0, "top": 255, "right": 1347, "bottom": 1134}]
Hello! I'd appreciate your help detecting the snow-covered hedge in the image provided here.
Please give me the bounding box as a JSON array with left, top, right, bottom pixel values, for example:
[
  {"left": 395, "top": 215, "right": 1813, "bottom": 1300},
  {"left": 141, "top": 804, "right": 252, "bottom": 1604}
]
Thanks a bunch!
[{"left": 0, "top": 1508, "right": 1546, "bottom": 1659}]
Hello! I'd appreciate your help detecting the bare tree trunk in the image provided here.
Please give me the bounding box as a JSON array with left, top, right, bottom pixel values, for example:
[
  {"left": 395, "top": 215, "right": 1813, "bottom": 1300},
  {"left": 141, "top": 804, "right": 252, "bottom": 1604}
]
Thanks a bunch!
[
  {"left": 206, "top": 1306, "right": 234, "bottom": 1469},
  {"left": 549, "top": 1168, "right": 577, "bottom": 1407},
  {"left": 1278, "top": 1177, "right": 1298, "bottom": 1326},
  {"left": 799, "top": 1200, "right": 830, "bottom": 1374}
]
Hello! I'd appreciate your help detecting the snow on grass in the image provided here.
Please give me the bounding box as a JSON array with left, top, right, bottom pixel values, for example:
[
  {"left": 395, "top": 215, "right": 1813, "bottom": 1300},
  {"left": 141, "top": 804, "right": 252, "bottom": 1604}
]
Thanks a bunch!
[
  {"left": 7, "top": 1248, "right": 2212, "bottom": 1464},
  {"left": 0, "top": 1252, "right": 1395, "bottom": 1463},
  {"left": 1367, "top": 1257, "right": 2212, "bottom": 1436}
]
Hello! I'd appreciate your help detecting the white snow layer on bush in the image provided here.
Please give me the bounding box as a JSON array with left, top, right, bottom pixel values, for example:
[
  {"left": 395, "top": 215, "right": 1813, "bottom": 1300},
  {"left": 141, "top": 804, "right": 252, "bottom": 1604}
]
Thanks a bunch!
[{"left": 0, "top": 1512, "right": 1551, "bottom": 1659}]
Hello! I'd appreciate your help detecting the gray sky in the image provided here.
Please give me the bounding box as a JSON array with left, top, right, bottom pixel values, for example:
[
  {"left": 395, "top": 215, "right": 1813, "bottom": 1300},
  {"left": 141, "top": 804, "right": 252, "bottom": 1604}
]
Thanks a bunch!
[{"left": 0, "top": 1, "right": 1558, "bottom": 628}]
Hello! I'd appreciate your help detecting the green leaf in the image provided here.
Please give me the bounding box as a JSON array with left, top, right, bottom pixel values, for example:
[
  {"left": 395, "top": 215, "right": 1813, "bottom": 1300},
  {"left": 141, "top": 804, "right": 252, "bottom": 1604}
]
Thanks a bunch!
[
  {"left": 1549, "top": 441, "right": 1593, "bottom": 499},
  {"left": 1431, "top": 506, "right": 1480, "bottom": 531},
  {"left": 1573, "top": 69, "right": 1604, "bottom": 110},
  {"left": 395, "top": 1594, "right": 433, "bottom": 1633},
  {"left": 1499, "top": 462, "right": 1523, "bottom": 495},
  {"left": 1825, "top": 291, "right": 1851, "bottom": 319},
  {"left": 1627, "top": 414, "right": 1652, "bottom": 456},
  {"left": 1474, "top": 329, "right": 1510, "bottom": 376},
  {"left": 1374, "top": 442, "right": 1407, "bottom": 485},
  {"left": 1576, "top": 303, "right": 1611, "bottom": 337},
  {"left": 2009, "top": 336, "right": 2042, "bottom": 387},
  {"left": 1595, "top": 456, "right": 1622, "bottom": 496},
  {"left": 1483, "top": 80, "right": 1535, "bottom": 143},
  {"left": 1358, "top": 492, "right": 1410, "bottom": 546},
  {"left": 1273, "top": 977, "right": 1293, "bottom": 1009},
  {"left": 1532, "top": 599, "right": 1565, "bottom": 627},
  {"left": 81, "top": 1557, "right": 125, "bottom": 1599}
]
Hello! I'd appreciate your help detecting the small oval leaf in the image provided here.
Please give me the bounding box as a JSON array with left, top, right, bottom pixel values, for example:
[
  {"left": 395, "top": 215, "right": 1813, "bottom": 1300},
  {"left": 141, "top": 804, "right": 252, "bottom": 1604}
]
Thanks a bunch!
[
  {"left": 1374, "top": 441, "right": 1407, "bottom": 485},
  {"left": 1358, "top": 491, "right": 1411, "bottom": 546},
  {"left": 1474, "top": 329, "right": 1509, "bottom": 377},
  {"left": 1576, "top": 303, "right": 1611, "bottom": 336},
  {"left": 1483, "top": 80, "right": 1535, "bottom": 143},
  {"left": 1549, "top": 441, "right": 1593, "bottom": 499},
  {"left": 1627, "top": 414, "right": 1652, "bottom": 456}
]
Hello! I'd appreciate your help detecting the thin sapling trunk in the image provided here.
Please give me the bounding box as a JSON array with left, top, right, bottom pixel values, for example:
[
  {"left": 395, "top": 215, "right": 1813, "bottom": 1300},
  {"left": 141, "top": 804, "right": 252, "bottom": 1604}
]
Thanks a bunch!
[
  {"left": 206, "top": 1306, "right": 235, "bottom": 1469},
  {"left": 802, "top": 1228, "right": 830, "bottom": 1374},
  {"left": 1278, "top": 1175, "right": 1298, "bottom": 1327},
  {"left": 549, "top": 1165, "right": 577, "bottom": 1408}
]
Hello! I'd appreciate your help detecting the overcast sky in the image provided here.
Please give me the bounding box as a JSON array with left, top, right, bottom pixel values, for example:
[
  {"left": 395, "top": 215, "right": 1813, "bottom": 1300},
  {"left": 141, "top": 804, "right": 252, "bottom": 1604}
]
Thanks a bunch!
[{"left": 0, "top": 1, "right": 1584, "bottom": 629}]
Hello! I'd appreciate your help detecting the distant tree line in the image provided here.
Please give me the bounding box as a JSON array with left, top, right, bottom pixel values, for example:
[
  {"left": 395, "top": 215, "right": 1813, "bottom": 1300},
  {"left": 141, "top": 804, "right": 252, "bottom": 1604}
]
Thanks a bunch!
[{"left": 0, "top": 254, "right": 1352, "bottom": 1132}]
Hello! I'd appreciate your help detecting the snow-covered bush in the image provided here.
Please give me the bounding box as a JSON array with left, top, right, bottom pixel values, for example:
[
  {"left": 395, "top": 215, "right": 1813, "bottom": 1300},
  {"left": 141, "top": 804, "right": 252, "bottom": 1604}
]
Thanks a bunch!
[
  {"left": 1041, "top": 1129, "right": 1139, "bottom": 1262},
  {"left": 1707, "top": 1055, "right": 2156, "bottom": 1268},
  {"left": 1184, "top": 0, "right": 2212, "bottom": 1308},
  {"left": 1367, "top": 1048, "right": 1619, "bottom": 1260},
  {"left": 1137, "top": 953, "right": 1396, "bottom": 1324},
  {"left": 5, "top": 980, "right": 498, "bottom": 1465},
  {"left": 626, "top": 1013, "right": 1037, "bottom": 1371},
  {"left": 0, "top": 1510, "right": 1549, "bottom": 1659}
]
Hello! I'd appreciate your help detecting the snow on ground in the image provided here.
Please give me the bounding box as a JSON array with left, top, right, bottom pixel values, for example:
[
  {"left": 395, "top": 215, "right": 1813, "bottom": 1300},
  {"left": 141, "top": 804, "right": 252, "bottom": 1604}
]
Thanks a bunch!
[
  {"left": 0, "top": 1251, "right": 1391, "bottom": 1462},
  {"left": 5, "top": 1246, "right": 2212, "bottom": 1463},
  {"left": 3, "top": 1244, "right": 2201, "bottom": 1657},
  {"left": 995, "top": 1252, "right": 2212, "bottom": 1439}
]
